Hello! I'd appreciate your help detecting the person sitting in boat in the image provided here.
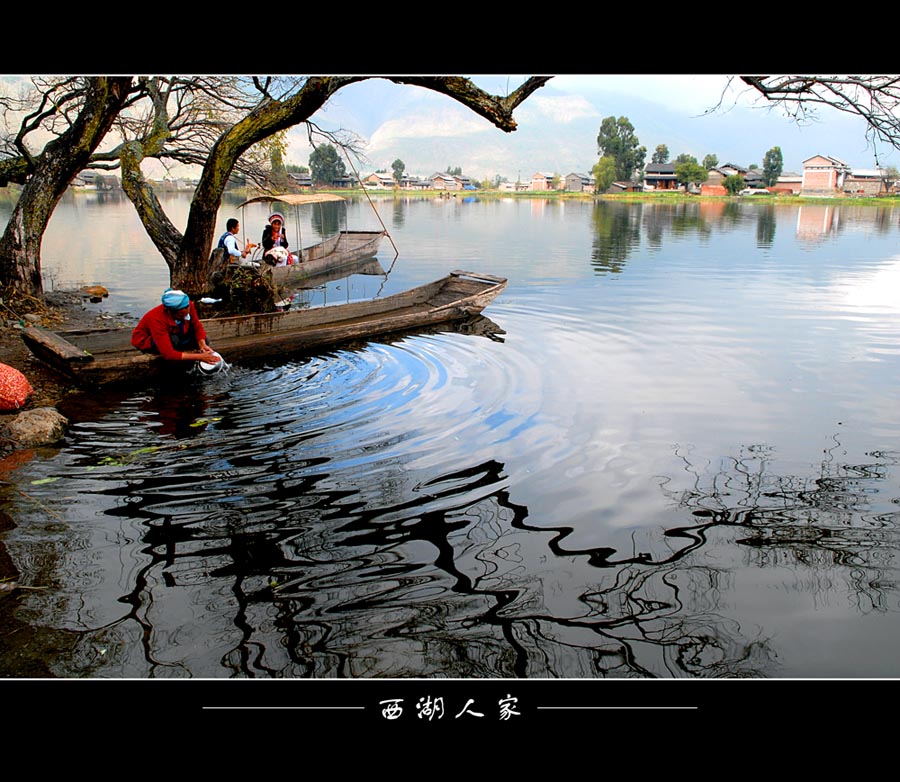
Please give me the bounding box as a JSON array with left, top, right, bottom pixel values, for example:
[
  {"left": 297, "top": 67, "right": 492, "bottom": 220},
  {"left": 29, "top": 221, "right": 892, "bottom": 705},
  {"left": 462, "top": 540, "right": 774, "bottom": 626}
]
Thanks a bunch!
[
  {"left": 261, "top": 213, "right": 296, "bottom": 267},
  {"left": 218, "top": 218, "right": 257, "bottom": 267},
  {"left": 131, "top": 288, "right": 221, "bottom": 365}
]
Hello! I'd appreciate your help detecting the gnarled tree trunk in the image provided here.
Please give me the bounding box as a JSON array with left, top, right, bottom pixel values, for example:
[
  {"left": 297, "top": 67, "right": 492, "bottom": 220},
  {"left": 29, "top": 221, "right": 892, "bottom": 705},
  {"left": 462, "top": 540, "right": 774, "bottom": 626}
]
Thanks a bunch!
[{"left": 0, "top": 77, "right": 132, "bottom": 301}]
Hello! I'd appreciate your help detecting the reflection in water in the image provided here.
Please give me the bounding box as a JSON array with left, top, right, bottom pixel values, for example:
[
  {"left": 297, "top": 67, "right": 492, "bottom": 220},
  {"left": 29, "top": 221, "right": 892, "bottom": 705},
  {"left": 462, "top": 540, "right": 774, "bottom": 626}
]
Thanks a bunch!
[
  {"left": 308, "top": 199, "right": 342, "bottom": 240},
  {"left": 8, "top": 378, "right": 900, "bottom": 678},
  {"left": 5, "top": 196, "right": 900, "bottom": 678},
  {"left": 590, "top": 201, "right": 641, "bottom": 274},
  {"left": 756, "top": 205, "right": 776, "bottom": 247}
]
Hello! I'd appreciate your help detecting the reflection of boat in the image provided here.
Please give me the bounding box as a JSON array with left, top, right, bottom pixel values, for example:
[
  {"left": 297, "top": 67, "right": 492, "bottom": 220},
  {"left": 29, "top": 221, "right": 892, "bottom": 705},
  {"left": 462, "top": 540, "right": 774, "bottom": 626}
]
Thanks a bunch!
[
  {"left": 22, "top": 271, "right": 508, "bottom": 386},
  {"left": 238, "top": 194, "right": 388, "bottom": 278}
]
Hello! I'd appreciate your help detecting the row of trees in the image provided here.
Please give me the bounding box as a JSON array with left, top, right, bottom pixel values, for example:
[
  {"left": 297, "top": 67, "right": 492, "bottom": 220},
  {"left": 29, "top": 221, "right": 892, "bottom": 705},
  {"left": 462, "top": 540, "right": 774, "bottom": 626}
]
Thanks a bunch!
[
  {"left": 591, "top": 113, "right": 786, "bottom": 193},
  {"left": 0, "top": 76, "right": 551, "bottom": 303}
]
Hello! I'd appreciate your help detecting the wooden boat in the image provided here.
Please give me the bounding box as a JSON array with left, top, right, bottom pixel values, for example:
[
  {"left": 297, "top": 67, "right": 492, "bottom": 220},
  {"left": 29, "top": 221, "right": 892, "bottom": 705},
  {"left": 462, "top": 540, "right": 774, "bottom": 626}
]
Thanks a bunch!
[
  {"left": 273, "top": 251, "right": 386, "bottom": 289},
  {"left": 238, "top": 194, "right": 388, "bottom": 279},
  {"left": 22, "top": 271, "right": 507, "bottom": 387}
]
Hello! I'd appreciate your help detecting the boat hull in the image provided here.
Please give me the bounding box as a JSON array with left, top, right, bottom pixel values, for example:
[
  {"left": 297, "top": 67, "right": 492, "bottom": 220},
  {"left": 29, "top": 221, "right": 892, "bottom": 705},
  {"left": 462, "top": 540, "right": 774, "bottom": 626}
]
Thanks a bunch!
[
  {"left": 270, "top": 231, "right": 385, "bottom": 285},
  {"left": 22, "top": 271, "right": 507, "bottom": 387}
]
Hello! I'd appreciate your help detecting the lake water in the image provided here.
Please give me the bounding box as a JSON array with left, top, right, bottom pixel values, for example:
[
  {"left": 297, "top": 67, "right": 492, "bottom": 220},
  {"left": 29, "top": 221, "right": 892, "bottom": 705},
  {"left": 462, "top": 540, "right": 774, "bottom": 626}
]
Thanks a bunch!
[{"left": 3, "top": 191, "right": 900, "bottom": 679}]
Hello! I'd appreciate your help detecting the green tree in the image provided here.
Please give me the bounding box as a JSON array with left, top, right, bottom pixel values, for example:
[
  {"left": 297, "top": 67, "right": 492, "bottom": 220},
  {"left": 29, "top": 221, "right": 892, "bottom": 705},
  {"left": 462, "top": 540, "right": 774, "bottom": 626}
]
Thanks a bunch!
[
  {"left": 259, "top": 129, "right": 289, "bottom": 191},
  {"left": 675, "top": 160, "right": 707, "bottom": 191},
  {"left": 592, "top": 155, "right": 617, "bottom": 192},
  {"left": 762, "top": 146, "right": 783, "bottom": 186},
  {"left": 285, "top": 164, "right": 309, "bottom": 174},
  {"left": 723, "top": 174, "right": 745, "bottom": 195},
  {"left": 392, "top": 158, "right": 405, "bottom": 184},
  {"left": 702, "top": 153, "right": 718, "bottom": 169},
  {"left": 651, "top": 144, "right": 669, "bottom": 164},
  {"left": 674, "top": 153, "right": 697, "bottom": 165},
  {"left": 596, "top": 116, "right": 646, "bottom": 181},
  {"left": 309, "top": 143, "right": 347, "bottom": 186}
]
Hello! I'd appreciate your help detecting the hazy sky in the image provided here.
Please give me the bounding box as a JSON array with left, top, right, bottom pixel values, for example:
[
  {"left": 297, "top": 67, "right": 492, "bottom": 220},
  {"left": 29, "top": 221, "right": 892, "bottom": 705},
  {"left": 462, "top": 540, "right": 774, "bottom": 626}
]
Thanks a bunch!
[
  {"left": 2, "top": 74, "right": 892, "bottom": 181},
  {"left": 285, "top": 74, "right": 896, "bottom": 180}
]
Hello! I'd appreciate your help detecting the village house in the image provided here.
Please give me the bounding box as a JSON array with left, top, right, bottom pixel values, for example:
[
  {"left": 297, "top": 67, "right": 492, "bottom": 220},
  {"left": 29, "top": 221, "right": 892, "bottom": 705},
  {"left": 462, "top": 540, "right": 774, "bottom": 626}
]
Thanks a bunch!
[
  {"left": 801, "top": 155, "right": 851, "bottom": 196},
  {"left": 399, "top": 175, "right": 431, "bottom": 190},
  {"left": 841, "top": 168, "right": 890, "bottom": 197},
  {"left": 608, "top": 180, "right": 643, "bottom": 193},
  {"left": 364, "top": 172, "right": 395, "bottom": 189},
  {"left": 564, "top": 172, "right": 594, "bottom": 193},
  {"left": 430, "top": 172, "right": 474, "bottom": 190},
  {"left": 773, "top": 173, "right": 803, "bottom": 195},
  {"left": 643, "top": 163, "right": 678, "bottom": 191},
  {"left": 530, "top": 172, "right": 555, "bottom": 191},
  {"left": 288, "top": 172, "right": 312, "bottom": 189}
]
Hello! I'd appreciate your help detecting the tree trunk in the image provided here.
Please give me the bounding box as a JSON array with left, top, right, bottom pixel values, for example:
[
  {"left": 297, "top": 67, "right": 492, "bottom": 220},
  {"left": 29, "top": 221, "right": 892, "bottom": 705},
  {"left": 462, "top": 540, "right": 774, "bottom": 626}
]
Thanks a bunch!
[
  {"left": 119, "top": 142, "right": 181, "bottom": 272},
  {"left": 0, "top": 77, "right": 132, "bottom": 301},
  {"left": 167, "top": 76, "right": 550, "bottom": 295},
  {"left": 170, "top": 76, "right": 365, "bottom": 294}
]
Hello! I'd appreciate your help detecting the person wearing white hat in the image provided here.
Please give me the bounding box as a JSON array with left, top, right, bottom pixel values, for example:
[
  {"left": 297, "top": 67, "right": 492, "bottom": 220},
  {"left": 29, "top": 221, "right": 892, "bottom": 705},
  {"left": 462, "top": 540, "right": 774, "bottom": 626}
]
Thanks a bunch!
[
  {"left": 131, "top": 288, "right": 221, "bottom": 365},
  {"left": 261, "top": 212, "right": 294, "bottom": 266}
]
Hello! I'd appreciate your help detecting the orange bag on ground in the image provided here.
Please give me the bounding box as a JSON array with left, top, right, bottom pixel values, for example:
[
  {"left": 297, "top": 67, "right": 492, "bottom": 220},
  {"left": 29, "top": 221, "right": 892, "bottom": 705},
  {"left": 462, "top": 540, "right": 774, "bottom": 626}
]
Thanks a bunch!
[{"left": 0, "top": 363, "right": 33, "bottom": 411}]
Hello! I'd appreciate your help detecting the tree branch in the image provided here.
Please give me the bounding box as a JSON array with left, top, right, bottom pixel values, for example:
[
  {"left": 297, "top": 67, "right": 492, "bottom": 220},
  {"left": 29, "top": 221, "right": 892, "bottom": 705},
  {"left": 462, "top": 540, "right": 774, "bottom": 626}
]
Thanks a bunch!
[{"left": 385, "top": 76, "right": 552, "bottom": 131}]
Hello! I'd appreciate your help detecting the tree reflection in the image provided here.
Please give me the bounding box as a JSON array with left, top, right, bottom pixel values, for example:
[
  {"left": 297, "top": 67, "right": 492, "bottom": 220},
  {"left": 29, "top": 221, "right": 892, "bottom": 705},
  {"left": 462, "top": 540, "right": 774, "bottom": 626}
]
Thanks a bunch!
[
  {"left": 309, "top": 199, "right": 342, "bottom": 240},
  {"left": 756, "top": 204, "right": 776, "bottom": 247},
  {"left": 590, "top": 201, "right": 641, "bottom": 274},
  {"left": 9, "top": 393, "right": 900, "bottom": 678}
]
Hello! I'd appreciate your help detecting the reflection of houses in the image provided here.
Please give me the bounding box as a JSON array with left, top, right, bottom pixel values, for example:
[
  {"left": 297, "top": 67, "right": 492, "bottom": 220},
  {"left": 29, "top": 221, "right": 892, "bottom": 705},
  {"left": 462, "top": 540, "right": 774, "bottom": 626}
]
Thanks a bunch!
[
  {"left": 801, "top": 154, "right": 851, "bottom": 196},
  {"left": 530, "top": 172, "right": 555, "bottom": 190},
  {"left": 564, "top": 172, "right": 594, "bottom": 193},
  {"left": 796, "top": 204, "right": 839, "bottom": 241},
  {"left": 643, "top": 163, "right": 678, "bottom": 190}
]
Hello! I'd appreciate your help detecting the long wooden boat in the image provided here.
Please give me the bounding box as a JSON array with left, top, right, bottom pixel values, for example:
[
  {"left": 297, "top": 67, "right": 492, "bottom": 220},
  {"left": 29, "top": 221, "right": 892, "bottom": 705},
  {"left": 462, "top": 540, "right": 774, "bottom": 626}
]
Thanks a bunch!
[
  {"left": 238, "top": 194, "right": 388, "bottom": 279},
  {"left": 22, "top": 271, "right": 507, "bottom": 387}
]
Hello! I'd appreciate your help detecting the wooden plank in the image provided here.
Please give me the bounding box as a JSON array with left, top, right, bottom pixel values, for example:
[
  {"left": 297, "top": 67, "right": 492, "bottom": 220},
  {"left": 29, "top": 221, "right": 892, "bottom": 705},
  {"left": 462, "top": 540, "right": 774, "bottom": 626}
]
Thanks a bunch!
[
  {"left": 22, "top": 327, "right": 93, "bottom": 362},
  {"left": 450, "top": 270, "right": 508, "bottom": 284}
]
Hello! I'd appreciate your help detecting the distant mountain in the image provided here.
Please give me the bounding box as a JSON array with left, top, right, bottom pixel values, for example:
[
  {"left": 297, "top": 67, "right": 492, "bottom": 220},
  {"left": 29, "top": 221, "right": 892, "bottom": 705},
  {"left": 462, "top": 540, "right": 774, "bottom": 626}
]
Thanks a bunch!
[{"left": 286, "top": 77, "right": 893, "bottom": 182}]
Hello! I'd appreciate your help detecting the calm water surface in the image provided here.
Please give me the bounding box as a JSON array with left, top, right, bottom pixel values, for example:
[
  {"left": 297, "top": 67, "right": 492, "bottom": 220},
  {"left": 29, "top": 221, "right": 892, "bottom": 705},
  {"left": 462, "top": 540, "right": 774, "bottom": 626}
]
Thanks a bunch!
[{"left": 3, "top": 192, "right": 900, "bottom": 678}]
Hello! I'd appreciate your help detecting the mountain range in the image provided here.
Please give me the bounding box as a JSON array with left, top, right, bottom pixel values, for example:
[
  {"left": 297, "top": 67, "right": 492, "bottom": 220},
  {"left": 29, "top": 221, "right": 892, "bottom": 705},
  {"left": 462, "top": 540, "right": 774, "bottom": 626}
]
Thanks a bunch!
[{"left": 286, "top": 76, "right": 895, "bottom": 182}]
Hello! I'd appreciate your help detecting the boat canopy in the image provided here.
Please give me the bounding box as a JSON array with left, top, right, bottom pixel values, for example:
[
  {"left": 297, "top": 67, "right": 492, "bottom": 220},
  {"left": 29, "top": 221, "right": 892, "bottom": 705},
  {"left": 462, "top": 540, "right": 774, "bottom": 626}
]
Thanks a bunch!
[{"left": 237, "top": 193, "right": 347, "bottom": 208}]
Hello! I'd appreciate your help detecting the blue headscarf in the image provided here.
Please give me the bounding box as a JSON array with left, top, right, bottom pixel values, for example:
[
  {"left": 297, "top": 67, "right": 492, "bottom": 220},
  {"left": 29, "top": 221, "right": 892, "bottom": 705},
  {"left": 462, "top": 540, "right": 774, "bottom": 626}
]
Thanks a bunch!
[{"left": 162, "top": 289, "right": 190, "bottom": 310}]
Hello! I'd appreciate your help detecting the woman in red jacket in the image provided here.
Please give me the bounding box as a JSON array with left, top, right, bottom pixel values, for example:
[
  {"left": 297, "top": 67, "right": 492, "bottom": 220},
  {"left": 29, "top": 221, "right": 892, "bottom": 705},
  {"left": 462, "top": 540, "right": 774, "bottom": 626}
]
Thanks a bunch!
[{"left": 131, "top": 288, "right": 220, "bottom": 365}]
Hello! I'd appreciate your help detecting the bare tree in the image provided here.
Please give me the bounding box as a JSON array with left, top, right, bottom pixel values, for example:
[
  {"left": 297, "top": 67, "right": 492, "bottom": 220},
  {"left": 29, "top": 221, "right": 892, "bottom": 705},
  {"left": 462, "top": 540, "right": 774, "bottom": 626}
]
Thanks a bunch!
[
  {"left": 0, "top": 77, "right": 133, "bottom": 300},
  {"left": 0, "top": 75, "right": 551, "bottom": 301},
  {"left": 741, "top": 75, "right": 900, "bottom": 165}
]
